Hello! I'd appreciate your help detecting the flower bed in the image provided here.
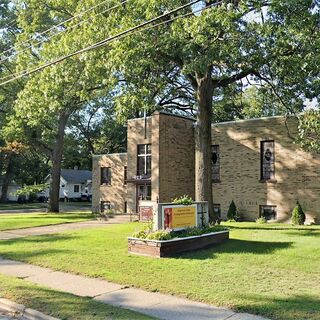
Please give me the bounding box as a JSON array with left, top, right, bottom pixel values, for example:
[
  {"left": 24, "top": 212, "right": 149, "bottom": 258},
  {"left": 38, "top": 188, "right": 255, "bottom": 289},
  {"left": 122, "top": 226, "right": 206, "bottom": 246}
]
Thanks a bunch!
[{"left": 128, "top": 228, "right": 229, "bottom": 258}]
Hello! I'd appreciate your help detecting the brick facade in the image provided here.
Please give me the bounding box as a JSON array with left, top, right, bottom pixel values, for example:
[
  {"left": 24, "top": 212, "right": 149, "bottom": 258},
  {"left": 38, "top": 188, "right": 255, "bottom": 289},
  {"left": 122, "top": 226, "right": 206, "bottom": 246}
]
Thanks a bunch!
[{"left": 92, "top": 112, "right": 320, "bottom": 223}]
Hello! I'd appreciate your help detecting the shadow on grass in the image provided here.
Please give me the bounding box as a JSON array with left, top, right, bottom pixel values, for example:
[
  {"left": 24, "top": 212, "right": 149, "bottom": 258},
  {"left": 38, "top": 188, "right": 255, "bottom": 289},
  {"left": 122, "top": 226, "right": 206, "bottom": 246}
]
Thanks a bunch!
[
  {"left": 225, "top": 224, "right": 320, "bottom": 231},
  {"left": 235, "top": 292, "right": 320, "bottom": 320},
  {"left": 177, "top": 239, "right": 293, "bottom": 260},
  {"left": 283, "top": 230, "right": 320, "bottom": 237},
  {"left": 0, "top": 279, "right": 150, "bottom": 320},
  {"left": 0, "top": 234, "right": 78, "bottom": 245}
]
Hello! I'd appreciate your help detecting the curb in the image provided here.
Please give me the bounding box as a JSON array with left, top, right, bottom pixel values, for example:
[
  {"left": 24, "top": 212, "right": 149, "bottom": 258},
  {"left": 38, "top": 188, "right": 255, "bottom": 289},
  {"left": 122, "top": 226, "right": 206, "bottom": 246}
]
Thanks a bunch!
[{"left": 0, "top": 298, "right": 59, "bottom": 320}]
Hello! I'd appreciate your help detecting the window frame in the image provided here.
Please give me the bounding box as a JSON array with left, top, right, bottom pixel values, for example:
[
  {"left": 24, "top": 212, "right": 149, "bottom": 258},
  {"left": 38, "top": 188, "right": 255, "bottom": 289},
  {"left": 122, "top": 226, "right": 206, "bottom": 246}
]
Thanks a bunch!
[
  {"left": 73, "top": 185, "right": 80, "bottom": 193},
  {"left": 101, "top": 167, "right": 112, "bottom": 185},
  {"left": 123, "top": 166, "right": 127, "bottom": 185},
  {"left": 260, "top": 140, "right": 276, "bottom": 182},
  {"left": 260, "top": 205, "right": 277, "bottom": 221},
  {"left": 211, "top": 144, "right": 220, "bottom": 183},
  {"left": 137, "top": 144, "right": 151, "bottom": 177}
]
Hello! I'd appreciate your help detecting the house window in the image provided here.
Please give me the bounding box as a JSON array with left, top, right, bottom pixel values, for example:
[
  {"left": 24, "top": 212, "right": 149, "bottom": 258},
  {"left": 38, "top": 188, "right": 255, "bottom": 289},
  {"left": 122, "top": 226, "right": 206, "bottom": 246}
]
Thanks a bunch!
[
  {"left": 124, "top": 166, "right": 127, "bottom": 185},
  {"left": 137, "top": 144, "right": 151, "bottom": 177},
  {"left": 213, "top": 204, "right": 221, "bottom": 218},
  {"left": 212, "top": 145, "right": 220, "bottom": 182},
  {"left": 260, "top": 205, "right": 277, "bottom": 220},
  {"left": 261, "top": 140, "right": 275, "bottom": 181},
  {"left": 101, "top": 201, "right": 111, "bottom": 213},
  {"left": 101, "top": 167, "right": 111, "bottom": 185},
  {"left": 137, "top": 184, "right": 151, "bottom": 201},
  {"left": 74, "top": 185, "right": 80, "bottom": 193}
]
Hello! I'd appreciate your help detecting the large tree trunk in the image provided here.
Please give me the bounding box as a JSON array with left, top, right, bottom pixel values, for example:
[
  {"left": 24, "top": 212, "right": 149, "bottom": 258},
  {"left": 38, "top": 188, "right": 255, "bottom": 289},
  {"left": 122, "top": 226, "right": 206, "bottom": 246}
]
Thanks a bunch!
[
  {"left": 0, "top": 155, "right": 14, "bottom": 203},
  {"left": 195, "top": 71, "right": 215, "bottom": 222},
  {"left": 47, "top": 112, "right": 70, "bottom": 213}
]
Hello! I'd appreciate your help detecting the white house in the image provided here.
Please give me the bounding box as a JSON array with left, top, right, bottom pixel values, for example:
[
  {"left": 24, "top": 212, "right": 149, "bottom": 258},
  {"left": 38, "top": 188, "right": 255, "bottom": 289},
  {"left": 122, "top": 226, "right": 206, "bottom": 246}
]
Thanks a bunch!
[
  {"left": 43, "top": 169, "right": 92, "bottom": 201},
  {"left": 0, "top": 178, "right": 21, "bottom": 202}
]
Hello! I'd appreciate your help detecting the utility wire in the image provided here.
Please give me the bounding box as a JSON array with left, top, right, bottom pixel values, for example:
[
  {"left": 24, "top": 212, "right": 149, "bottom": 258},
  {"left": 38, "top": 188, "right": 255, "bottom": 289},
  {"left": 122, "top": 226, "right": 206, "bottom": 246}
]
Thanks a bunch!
[
  {"left": 0, "top": 0, "right": 130, "bottom": 65},
  {"left": 0, "top": 0, "right": 121, "bottom": 60},
  {"left": 0, "top": 1, "right": 220, "bottom": 87}
]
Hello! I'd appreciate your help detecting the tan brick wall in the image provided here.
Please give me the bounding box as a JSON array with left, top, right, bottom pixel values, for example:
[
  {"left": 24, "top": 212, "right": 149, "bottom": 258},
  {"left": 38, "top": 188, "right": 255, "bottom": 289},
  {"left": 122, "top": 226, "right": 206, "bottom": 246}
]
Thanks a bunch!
[
  {"left": 212, "top": 116, "right": 320, "bottom": 223},
  {"left": 156, "top": 112, "right": 195, "bottom": 202},
  {"left": 92, "top": 153, "right": 127, "bottom": 214}
]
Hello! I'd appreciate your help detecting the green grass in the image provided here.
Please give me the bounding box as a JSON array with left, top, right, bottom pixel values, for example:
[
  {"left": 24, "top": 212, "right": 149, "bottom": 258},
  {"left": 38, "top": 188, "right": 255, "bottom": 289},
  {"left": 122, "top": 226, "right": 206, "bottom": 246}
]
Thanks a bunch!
[
  {"left": 0, "top": 212, "right": 94, "bottom": 231},
  {"left": 0, "top": 202, "right": 47, "bottom": 210},
  {"left": 0, "top": 273, "right": 153, "bottom": 320},
  {"left": 0, "top": 222, "right": 319, "bottom": 320}
]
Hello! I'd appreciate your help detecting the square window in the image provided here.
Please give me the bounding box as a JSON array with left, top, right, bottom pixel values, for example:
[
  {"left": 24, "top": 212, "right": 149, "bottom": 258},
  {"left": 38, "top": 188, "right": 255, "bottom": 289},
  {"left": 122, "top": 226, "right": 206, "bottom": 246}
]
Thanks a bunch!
[
  {"left": 101, "top": 167, "right": 111, "bottom": 185},
  {"left": 260, "top": 205, "right": 277, "bottom": 220}
]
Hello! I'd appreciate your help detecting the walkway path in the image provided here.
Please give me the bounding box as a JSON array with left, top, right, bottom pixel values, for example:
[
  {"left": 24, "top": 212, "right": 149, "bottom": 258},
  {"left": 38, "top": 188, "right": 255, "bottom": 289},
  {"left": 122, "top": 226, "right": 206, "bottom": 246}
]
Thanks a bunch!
[
  {"left": 0, "top": 216, "right": 132, "bottom": 240},
  {"left": 0, "top": 257, "right": 269, "bottom": 320}
]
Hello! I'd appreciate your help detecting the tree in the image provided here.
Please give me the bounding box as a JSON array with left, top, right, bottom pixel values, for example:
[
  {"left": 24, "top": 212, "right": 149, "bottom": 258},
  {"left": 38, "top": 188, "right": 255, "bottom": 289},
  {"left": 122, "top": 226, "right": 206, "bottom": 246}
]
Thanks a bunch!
[
  {"left": 291, "top": 201, "right": 306, "bottom": 225},
  {"left": 74, "top": 0, "right": 318, "bottom": 220}
]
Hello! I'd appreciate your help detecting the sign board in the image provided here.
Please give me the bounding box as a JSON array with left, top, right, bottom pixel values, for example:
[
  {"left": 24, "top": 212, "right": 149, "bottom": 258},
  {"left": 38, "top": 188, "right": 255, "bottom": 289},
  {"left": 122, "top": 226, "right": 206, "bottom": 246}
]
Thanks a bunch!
[
  {"left": 139, "top": 206, "right": 153, "bottom": 221},
  {"left": 162, "top": 204, "right": 197, "bottom": 230}
]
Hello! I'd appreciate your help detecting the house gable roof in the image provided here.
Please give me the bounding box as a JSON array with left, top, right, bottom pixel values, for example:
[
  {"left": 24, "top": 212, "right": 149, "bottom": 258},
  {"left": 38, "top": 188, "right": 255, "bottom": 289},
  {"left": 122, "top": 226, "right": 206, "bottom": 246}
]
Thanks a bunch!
[{"left": 60, "top": 169, "right": 92, "bottom": 184}]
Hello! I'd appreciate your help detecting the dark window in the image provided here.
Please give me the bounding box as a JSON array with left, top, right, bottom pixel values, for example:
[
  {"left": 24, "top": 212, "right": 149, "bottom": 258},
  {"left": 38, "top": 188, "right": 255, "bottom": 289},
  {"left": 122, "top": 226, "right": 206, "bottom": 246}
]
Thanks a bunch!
[
  {"left": 101, "top": 201, "right": 111, "bottom": 213},
  {"left": 137, "top": 184, "right": 152, "bottom": 201},
  {"left": 124, "top": 166, "right": 127, "bottom": 185},
  {"left": 124, "top": 201, "right": 127, "bottom": 213},
  {"left": 101, "top": 167, "right": 111, "bottom": 185},
  {"left": 74, "top": 185, "right": 80, "bottom": 193},
  {"left": 261, "top": 140, "right": 275, "bottom": 181},
  {"left": 260, "top": 205, "right": 277, "bottom": 220},
  {"left": 137, "top": 144, "right": 151, "bottom": 177},
  {"left": 212, "top": 145, "right": 220, "bottom": 182},
  {"left": 213, "top": 204, "right": 221, "bottom": 218}
]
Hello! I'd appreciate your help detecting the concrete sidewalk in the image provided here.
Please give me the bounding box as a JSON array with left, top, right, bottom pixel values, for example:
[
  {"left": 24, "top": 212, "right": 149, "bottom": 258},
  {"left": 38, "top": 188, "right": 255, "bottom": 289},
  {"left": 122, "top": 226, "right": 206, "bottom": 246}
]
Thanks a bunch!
[
  {"left": 0, "top": 216, "right": 132, "bottom": 240},
  {"left": 0, "top": 257, "right": 269, "bottom": 320}
]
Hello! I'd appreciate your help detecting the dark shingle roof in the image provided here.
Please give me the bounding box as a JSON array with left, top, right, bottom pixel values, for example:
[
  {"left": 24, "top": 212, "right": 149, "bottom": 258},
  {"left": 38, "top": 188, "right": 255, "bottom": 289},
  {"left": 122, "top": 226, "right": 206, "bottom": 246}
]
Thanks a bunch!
[{"left": 61, "top": 169, "right": 92, "bottom": 184}]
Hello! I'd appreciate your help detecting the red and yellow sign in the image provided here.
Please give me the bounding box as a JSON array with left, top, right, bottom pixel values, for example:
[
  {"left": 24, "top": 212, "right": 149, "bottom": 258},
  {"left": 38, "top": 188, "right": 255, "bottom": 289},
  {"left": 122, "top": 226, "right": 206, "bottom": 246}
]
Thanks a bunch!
[{"left": 163, "top": 205, "right": 197, "bottom": 230}]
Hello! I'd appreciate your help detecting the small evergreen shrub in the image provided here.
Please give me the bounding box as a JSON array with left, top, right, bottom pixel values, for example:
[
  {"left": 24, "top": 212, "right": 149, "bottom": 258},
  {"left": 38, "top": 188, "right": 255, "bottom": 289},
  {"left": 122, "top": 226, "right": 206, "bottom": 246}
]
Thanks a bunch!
[
  {"left": 227, "top": 200, "right": 239, "bottom": 221},
  {"left": 256, "top": 217, "right": 267, "bottom": 224},
  {"left": 172, "top": 195, "right": 193, "bottom": 205},
  {"left": 291, "top": 201, "right": 306, "bottom": 225}
]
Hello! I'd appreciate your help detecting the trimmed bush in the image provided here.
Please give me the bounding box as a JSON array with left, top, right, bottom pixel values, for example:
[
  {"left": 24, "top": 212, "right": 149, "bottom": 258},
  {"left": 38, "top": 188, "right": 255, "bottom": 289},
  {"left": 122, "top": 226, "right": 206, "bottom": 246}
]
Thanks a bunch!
[
  {"left": 227, "top": 200, "right": 239, "bottom": 221},
  {"left": 256, "top": 217, "right": 267, "bottom": 224},
  {"left": 291, "top": 201, "right": 306, "bottom": 225}
]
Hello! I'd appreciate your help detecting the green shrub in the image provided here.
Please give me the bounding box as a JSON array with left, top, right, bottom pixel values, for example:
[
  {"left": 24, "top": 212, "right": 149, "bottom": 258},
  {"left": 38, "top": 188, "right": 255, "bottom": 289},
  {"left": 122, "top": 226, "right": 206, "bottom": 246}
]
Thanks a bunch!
[
  {"left": 291, "top": 201, "right": 306, "bottom": 225},
  {"left": 227, "top": 200, "right": 239, "bottom": 221},
  {"left": 256, "top": 217, "right": 267, "bottom": 224},
  {"left": 146, "top": 230, "right": 172, "bottom": 241},
  {"left": 131, "top": 225, "right": 228, "bottom": 241},
  {"left": 172, "top": 195, "right": 193, "bottom": 205}
]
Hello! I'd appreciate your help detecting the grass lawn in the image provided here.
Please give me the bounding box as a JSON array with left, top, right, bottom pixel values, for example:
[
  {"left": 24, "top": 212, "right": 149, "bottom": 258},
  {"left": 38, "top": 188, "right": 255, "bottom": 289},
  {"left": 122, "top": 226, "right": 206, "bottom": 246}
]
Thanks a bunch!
[
  {"left": 0, "top": 274, "right": 153, "bottom": 320},
  {"left": 0, "top": 202, "right": 47, "bottom": 210},
  {"left": 0, "top": 222, "right": 319, "bottom": 320},
  {"left": 0, "top": 212, "right": 95, "bottom": 231}
]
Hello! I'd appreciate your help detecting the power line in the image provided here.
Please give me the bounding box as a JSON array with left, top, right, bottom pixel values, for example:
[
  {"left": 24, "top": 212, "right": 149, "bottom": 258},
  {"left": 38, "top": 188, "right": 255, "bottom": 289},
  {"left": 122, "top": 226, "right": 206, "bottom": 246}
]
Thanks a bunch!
[
  {"left": 0, "top": 0, "right": 130, "bottom": 65},
  {"left": 0, "top": 0, "right": 121, "bottom": 60},
  {"left": 0, "top": 1, "right": 220, "bottom": 87}
]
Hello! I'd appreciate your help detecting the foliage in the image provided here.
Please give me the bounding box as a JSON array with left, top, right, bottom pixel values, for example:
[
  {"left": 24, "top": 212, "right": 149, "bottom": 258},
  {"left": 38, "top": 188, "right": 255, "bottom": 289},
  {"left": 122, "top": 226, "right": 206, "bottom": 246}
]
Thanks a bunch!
[
  {"left": 132, "top": 224, "right": 228, "bottom": 241},
  {"left": 297, "top": 110, "right": 320, "bottom": 152},
  {"left": 255, "top": 217, "right": 267, "bottom": 224},
  {"left": 291, "top": 201, "right": 306, "bottom": 226},
  {"left": 172, "top": 195, "right": 194, "bottom": 205},
  {"left": 16, "top": 184, "right": 47, "bottom": 198},
  {"left": 227, "top": 200, "right": 239, "bottom": 221}
]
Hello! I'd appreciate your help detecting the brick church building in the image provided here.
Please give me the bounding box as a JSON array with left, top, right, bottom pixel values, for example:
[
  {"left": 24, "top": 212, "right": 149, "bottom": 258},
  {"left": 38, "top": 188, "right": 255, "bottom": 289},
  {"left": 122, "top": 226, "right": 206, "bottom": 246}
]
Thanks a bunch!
[{"left": 92, "top": 111, "right": 320, "bottom": 224}]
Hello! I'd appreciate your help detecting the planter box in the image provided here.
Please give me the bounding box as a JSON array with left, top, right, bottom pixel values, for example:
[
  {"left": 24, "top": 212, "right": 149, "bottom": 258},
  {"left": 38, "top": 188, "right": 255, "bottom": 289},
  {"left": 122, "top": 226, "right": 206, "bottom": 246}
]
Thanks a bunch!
[{"left": 128, "top": 230, "right": 229, "bottom": 258}]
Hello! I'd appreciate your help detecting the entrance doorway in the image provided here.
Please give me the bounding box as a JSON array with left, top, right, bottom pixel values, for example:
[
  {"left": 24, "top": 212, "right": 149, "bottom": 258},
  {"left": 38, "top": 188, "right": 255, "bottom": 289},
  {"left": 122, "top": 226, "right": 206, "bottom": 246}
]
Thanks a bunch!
[{"left": 136, "top": 183, "right": 151, "bottom": 212}]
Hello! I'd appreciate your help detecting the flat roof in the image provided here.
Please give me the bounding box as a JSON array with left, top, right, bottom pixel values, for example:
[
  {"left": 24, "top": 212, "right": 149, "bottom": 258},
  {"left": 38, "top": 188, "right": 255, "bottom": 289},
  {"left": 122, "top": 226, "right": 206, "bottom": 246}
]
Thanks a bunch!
[
  {"left": 92, "top": 152, "right": 127, "bottom": 158},
  {"left": 212, "top": 114, "right": 296, "bottom": 127}
]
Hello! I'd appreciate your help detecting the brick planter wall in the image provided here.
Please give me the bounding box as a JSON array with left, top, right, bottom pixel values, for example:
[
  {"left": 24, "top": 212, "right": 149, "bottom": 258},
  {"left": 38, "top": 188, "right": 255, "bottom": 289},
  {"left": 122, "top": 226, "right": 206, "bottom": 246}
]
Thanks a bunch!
[{"left": 128, "top": 231, "right": 229, "bottom": 258}]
